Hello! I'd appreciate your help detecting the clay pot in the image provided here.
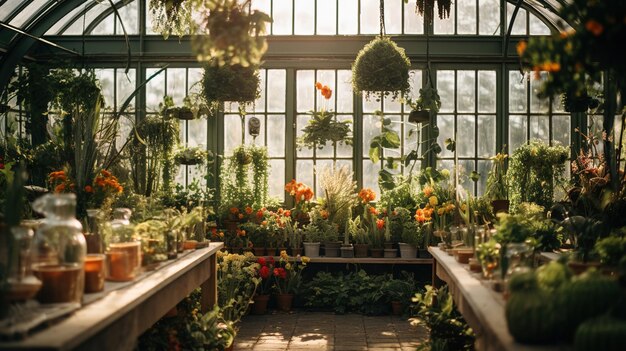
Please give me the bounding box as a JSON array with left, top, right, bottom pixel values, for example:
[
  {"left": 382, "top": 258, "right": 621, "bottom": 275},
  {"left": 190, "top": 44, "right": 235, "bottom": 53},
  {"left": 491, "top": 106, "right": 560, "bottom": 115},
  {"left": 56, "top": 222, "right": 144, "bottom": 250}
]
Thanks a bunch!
[
  {"left": 370, "top": 248, "right": 384, "bottom": 258},
  {"left": 354, "top": 243, "right": 369, "bottom": 258},
  {"left": 391, "top": 301, "right": 403, "bottom": 316},
  {"left": 275, "top": 293, "right": 294, "bottom": 312},
  {"left": 252, "top": 294, "right": 270, "bottom": 315}
]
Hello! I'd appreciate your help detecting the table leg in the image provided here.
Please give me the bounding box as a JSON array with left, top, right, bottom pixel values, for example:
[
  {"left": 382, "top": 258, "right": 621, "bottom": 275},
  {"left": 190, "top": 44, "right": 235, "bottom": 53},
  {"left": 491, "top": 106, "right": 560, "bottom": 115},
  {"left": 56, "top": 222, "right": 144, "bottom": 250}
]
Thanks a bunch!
[
  {"left": 200, "top": 253, "right": 217, "bottom": 313},
  {"left": 432, "top": 260, "right": 444, "bottom": 288}
]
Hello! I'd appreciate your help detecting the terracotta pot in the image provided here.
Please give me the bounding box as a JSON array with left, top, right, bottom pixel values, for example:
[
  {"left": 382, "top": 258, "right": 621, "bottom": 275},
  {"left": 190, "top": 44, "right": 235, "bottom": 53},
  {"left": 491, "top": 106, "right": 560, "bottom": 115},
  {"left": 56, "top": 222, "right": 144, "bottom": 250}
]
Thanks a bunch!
[
  {"left": 491, "top": 199, "right": 510, "bottom": 214},
  {"left": 253, "top": 247, "right": 266, "bottom": 256},
  {"left": 341, "top": 245, "right": 354, "bottom": 258},
  {"left": 370, "top": 248, "right": 384, "bottom": 258},
  {"left": 391, "top": 301, "right": 403, "bottom": 316},
  {"left": 354, "top": 243, "right": 369, "bottom": 258},
  {"left": 252, "top": 294, "right": 270, "bottom": 315},
  {"left": 183, "top": 240, "right": 198, "bottom": 250},
  {"left": 275, "top": 293, "right": 294, "bottom": 312}
]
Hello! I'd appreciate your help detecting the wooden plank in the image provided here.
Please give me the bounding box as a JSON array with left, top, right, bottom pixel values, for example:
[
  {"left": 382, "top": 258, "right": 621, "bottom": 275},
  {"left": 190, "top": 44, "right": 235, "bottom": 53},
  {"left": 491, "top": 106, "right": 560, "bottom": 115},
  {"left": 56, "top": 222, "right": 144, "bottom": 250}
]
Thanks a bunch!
[
  {"left": 428, "top": 246, "right": 568, "bottom": 351},
  {"left": 278, "top": 257, "right": 433, "bottom": 264},
  {"left": 200, "top": 253, "right": 217, "bottom": 313},
  {"left": 1, "top": 243, "right": 223, "bottom": 351}
]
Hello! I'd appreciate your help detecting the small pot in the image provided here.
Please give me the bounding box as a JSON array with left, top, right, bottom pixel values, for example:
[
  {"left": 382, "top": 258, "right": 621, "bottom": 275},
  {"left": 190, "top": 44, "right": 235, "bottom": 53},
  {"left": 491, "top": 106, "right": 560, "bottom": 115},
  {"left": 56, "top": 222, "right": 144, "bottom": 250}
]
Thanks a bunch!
[
  {"left": 183, "top": 240, "right": 198, "bottom": 250},
  {"left": 341, "top": 245, "right": 354, "bottom": 258},
  {"left": 323, "top": 241, "right": 342, "bottom": 257},
  {"left": 384, "top": 242, "right": 394, "bottom": 250},
  {"left": 384, "top": 248, "right": 397, "bottom": 258},
  {"left": 291, "top": 247, "right": 302, "bottom": 256},
  {"left": 408, "top": 109, "right": 430, "bottom": 124},
  {"left": 398, "top": 243, "right": 417, "bottom": 259},
  {"left": 252, "top": 294, "right": 270, "bottom": 315},
  {"left": 354, "top": 243, "right": 369, "bottom": 258},
  {"left": 303, "top": 242, "right": 320, "bottom": 258},
  {"left": 252, "top": 247, "right": 266, "bottom": 256},
  {"left": 370, "top": 248, "right": 384, "bottom": 258},
  {"left": 391, "top": 301, "right": 403, "bottom": 316},
  {"left": 275, "top": 293, "right": 294, "bottom": 312}
]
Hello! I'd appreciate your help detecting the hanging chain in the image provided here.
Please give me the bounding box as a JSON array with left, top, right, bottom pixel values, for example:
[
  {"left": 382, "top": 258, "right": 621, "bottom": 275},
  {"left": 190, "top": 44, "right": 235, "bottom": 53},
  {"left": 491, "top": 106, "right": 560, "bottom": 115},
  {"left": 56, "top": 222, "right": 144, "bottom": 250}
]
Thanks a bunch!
[{"left": 379, "top": 0, "right": 385, "bottom": 36}]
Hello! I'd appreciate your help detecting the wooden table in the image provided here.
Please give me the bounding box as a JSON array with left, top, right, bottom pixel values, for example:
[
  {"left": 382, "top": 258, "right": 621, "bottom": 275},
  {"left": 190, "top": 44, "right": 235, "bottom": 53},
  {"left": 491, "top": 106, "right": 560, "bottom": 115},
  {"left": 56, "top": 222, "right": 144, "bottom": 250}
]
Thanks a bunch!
[
  {"left": 1, "top": 242, "right": 222, "bottom": 351},
  {"left": 429, "top": 246, "right": 568, "bottom": 351}
]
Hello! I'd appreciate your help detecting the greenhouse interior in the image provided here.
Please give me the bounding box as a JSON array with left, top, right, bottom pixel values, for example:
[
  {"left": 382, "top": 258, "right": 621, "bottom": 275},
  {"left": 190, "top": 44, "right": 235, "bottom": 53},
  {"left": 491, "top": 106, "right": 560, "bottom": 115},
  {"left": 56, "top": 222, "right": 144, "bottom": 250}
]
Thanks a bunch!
[{"left": 0, "top": 0, "right": 625, "bottom": 350}]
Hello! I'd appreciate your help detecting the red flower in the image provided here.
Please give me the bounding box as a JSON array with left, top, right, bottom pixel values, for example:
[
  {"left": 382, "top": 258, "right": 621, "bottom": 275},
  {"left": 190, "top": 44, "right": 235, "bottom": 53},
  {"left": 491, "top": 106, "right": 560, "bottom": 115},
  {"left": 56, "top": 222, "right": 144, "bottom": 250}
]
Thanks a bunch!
[
  {"left": 0, "top": 163, "right": 4, "bottom": 169},
  {"left": 268, "top": 256, "right": 275, "bottom": 265},
  {"left": 257, "top": 257, "right": 267, "bottom": 266},
  {"left": 284, "top": 210, "right": 291, "bottom": 218},
  {"left": 84, "top": 185, "right": 93, "bottom": 193},
  {"left": 259, "top": 266, "right": 270, "bottom": 279},
  {"left": 376, "top": 219, "right": 385, "bottom": 230},
  {"left": 273, "top": 267, "right": 287, "bottom": 279}
]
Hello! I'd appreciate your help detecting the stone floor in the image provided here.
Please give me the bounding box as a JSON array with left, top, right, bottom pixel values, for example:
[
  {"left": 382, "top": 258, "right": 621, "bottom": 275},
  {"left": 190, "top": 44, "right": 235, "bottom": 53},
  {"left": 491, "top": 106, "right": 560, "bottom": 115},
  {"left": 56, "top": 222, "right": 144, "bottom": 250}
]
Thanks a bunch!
[{"left": 234, "top": 311, "right": 428, "bottom": 351}]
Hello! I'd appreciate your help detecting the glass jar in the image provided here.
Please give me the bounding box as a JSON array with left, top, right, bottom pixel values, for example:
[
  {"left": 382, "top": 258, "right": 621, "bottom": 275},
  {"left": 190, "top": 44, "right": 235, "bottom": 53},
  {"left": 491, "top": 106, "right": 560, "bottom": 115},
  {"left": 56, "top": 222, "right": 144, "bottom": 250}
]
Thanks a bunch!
[
  {"left": 31, "top": 193, "right": 86, "bottom": 304},
  {"left": 84, "top": 209, "right": 103, "bottom": 254},
  {"left": 505, "top": 242, "right": 532, "bottom": 280},
  {"left": 106, "top": 208, "right": 141, "bottom": 281}
]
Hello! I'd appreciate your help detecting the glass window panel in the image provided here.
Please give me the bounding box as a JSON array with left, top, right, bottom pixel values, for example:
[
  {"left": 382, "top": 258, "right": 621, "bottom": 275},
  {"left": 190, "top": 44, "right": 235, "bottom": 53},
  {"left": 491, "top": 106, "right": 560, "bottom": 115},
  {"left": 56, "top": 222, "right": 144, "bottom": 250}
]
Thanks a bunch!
[
  {"left": 9, "top": 0, "right": 48, "bottom": 27},
  {"left": 254, "top": 71, "right": 267, "bottom": 112},
  {"left": 508, "top": 115, "right": 527, "bottom": 153},
  {"left": 409, "top": 70, "right": 423, "bottom": 100},
  {"left": 336, "top": 115, "right": 353, "bottom": 158},
  {"left": 458, "top": 159, "right": 476, "bottom": 195},
  {"left": 457, "top": 115, "right": 475, "bottom": 158},
  {"left": 315, "top": 160, "right": 334, "bottom": 198},
  {"left": 116, "top": 0, "right": 139, "bottom": 35},
  {"left": 0, "top": 0, "right": 23, "bottom": 21},
  {"left": 317, "top": 0, "right": 337, "bottom": 34},
  {"left": 294, "top": 0, "right": 314, "bottom": 35},
  {"left": 269, "top": 160, "right": 285, "bottom": 201},
  {"left": 116, "top": 69, "right": 136, "bottom": 111},
  {"left": 47, "top": 5, "right": 86, "bottom": 35},
  {"left": 383, "top": 94, "right": 402, "bottom": 113},
  {"left": 272, "top": 0, "right": 292, "bottom": 34},
  {"left": 363, "top": 96, "right": 380, "bottom": 113},
  {"left": 529, "top": 116, "right": 549, "bottom": 142},
  {"left": 336, "top": 70, "right": 353, "bottom": 113},
  {"left": 434, "top": 3, "right": 455, "bottom": 34},
  {"left": 507, "top": 4, "right": 527, "bottom": 35},
  {"left": 95, "top": 69, "right": 115, "bottom": 108},
  {"left": 145, "top": 3, "right": 157, "bottom": 35},
  {"left": 187, "top": 118, "right": 207, "bottom": 147},
  {"left": 146, "top": 68, "right": 165, "bottom": 111},
  {"left": 297, "top": 114, "right": 314, "bottom": 157},
  {"left": 404, "top": 116, "right": 421, "bottom": 157},
  {"left": 457, "top": 71, "right": 476, "bottom": 113},
  {"left": 437, "top": 159, "right": 455, "bottom": 177},
  {"left": 383, "top": 115, "right": 402, "bottom": 158},
  {"left": 188, "top": 68, "right": 203, "bottom": 93},
  {"left": 529, "top": 14, "right": 550, "bottom": 35},
  {"left": 552, "top": 93, "right": 565, "bottom": 113},
  {"left": 478, "top": 115, "right": 496, "bottom": 157},
  {"left": 360, "top": 0, "right": 380, "bottom": 34},
  {"left": 437, "top": 114, "right": 455, "bottom": 158},
  {"left": 508, "top": 71, "right": 527, "bottom": 112},
  {"left": 166, "top": 68, "right": 186, "bottom": 105},
  {"left": 224, "top": 114, "right": 243, "bottom": 154},
  {"left": 267, "top": 115, "right": 285, "bottom": 157},
  {"left": 116, "top": 114, "right": 133, "bottom": 149},
  {"left": 297, "top": 70, "right": 314, "bottom": 112},
  {"left": 530, "top": 72, "right": 549, "bottom": 113},
  {"left": 438, "top": 71, "right": 455, "bottom": 113},
  {"left": 362, "top": 160, "right": 380, "bottom": 193},
  {"left": 174, "top": 164, "right": 186, "bottom": 185},
  {"left": 316, "top": 142, "right": 334, "bottom": 158},
  {"left": 384, "top": 0, "right": 402, "bottom": 34},
  {"left": 362, "top": 114, "right": 379, "bottom": 157},
  {"left": 296, "top": 160, "right": 315, "bottom": 190},
  {"left": 477, "top": 160, "right": 491, "bottom": 195},
  {"left": 64, "top": 2, "right": 109, "bottom": 35},
  {"left": 267, "top": 70, "right": 286, "bottom": 112},
  {"left": 478, "top": 71, "right": 496, "bottom": 113},
  {"left": 92, "top": 16, "right": 115, "bottom": 35},
  {"left": 338, "top": 0, "right": 358, "bottom": 34},
  {"left": 479, "top": 0, "right": 500, "bottom": 35},
  {"left": 457, "top": 0, "right": 477, "bottom": 35},
  {"left": 403, "top": 0, "right": 424, "bottom": 34},
  {"left": 552, "top": 115, "right": 570, "bottom": 147}
]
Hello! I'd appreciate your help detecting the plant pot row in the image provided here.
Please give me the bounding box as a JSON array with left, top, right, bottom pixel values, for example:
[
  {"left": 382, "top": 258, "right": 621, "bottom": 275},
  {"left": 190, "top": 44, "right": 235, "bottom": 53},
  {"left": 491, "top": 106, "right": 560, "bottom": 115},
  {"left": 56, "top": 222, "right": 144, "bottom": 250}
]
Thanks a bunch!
[{"left": 302, "top": 242, "right": 431, "bottom": 259}]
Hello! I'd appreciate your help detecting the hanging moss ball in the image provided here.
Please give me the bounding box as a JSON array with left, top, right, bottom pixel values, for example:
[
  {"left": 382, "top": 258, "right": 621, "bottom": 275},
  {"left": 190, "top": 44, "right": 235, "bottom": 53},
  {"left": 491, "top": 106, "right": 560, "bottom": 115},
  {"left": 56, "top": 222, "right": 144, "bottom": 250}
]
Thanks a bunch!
[
  {"left": 352, "top": 36, "right": 411, "bottom": 101},
  {"left": 202, "top": 63, "right": 260, "bottom": 103}
]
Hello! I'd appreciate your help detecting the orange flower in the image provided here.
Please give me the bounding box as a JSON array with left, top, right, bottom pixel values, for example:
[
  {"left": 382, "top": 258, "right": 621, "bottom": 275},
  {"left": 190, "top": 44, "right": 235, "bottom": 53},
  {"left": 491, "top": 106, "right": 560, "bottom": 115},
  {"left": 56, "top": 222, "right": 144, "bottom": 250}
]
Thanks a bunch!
[
  {"left": 585, "top": 20, "right": 604, "bottom": 36},
  {"left": 230, "top": 207, "right": 239, "bottom": 215},
  {"left": 101, "top": 169, "right": 112, "bottom": 177},
  {"left": 320, "top": 210, "right": 329, "bottom": 220},
  {"left": 256, "top": 209, "right": 264, "bottom": 219},
  {"left": 245, "top": 206, "right": 253, "bottom": 215},
  {"left": 238, "top": 213, "right": 244, "bottom": 220},
  {"left": 321, "top": 86, "right": 332, "bottom": 100},
  {"left": 84, "top": 185, "right": 93, "bottom": 193},
  {"left": 296, "top": 187, "right": 314, "bottom": 203},
  {"left": 285, "top": 179, "right": 298, "bottom": 195},
  {"left": 315, "top": 82, "right": 323, "bottom": 90},
  {"left": 422, "top": 186, "right": 433, "bottom": 197},
  {"left": 358, "top": 188, "right": 376, "bottom": 203},
  {"left": 369, "top": 206, "right": 378, "bottom": 215},
  {"left": 261, "top": 221, "right": 268, "bottom": 226},
  {"left": 376, "top": 219, "right": 385, "bottom": 230},
  {"left": 284, "top": 210, "right": 291, "bottom": 218},
  {"left": 54, "top": 183, "right": 66, "bottom": 193},
  {"left": 516, "top": 40, "right": 527, "bottom": 56}
]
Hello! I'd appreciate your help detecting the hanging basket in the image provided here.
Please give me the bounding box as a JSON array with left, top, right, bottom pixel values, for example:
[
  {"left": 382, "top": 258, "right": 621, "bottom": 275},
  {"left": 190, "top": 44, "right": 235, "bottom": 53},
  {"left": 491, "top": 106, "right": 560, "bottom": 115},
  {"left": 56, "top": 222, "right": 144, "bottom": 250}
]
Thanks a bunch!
[
  {"left": 166, "top": 106, "right": 196, "bottom": 120},
  {"left": 352, "top": 36, "right": 411, "bottom": 101},
  {"left": 202, "top": 63, "right": 260, "bottom": 103},
  {"left": 409, "top": 110, "right": 431, "bottom": 124}
]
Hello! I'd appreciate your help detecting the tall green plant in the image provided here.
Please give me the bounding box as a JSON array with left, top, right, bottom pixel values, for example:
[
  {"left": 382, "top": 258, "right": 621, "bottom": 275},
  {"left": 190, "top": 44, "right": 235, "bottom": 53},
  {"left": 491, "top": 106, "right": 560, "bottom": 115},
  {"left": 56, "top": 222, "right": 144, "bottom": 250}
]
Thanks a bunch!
[
  {"left": 508, "top": 140, "right": 569, "bottom": 212},
  {"left": 219, "top": 144, "right": 269, "bottom": 213}
]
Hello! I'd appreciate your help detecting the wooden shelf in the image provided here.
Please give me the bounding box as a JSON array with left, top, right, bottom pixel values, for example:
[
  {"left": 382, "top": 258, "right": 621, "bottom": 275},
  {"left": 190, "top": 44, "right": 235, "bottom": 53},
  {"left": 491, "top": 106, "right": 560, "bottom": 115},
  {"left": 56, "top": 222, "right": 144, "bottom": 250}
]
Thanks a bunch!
[{"left": 306, "top": 257, "right": 433, "bottom": 264}]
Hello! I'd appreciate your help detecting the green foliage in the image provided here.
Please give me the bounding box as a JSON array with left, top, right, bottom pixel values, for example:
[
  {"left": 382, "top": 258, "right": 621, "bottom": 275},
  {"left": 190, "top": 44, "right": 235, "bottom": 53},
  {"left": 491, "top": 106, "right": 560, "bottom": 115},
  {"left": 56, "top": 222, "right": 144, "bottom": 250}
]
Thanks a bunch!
[
  {"left": 297, "top": 110, "right": 352, "bottom": 150},
  {"left": 401, "top": 221, "right": 424, "bottom": 247},
  {"left": 377, "top": 178, "right": 419, "bottom": 212},
  {"left": 594, "top": 236, "right": 626, "bottom": 266},
  {"left": 318, "top": 165, "right": 357, "bottom": 232},
  {"left": 219, "top": 144, "right": 269, "bottom": 214},
  {"left": 494, "top": 213, "right": 534, "bottom": 245},
  {"left": 382, "top": 272, "right": 419, "bottom": 305},
  {"left": 412, "top": 285, "right": 474, "bottom": 351},
  {"left": 352, "top": 36, "right": 411, "bottom": 101},
  {"left": 202, "top": 63, "right": 260, "bottom": 103},
  {"left": 173, "top": 146, "right": 211, "bottom": 165},
  {"left": 484, "top": 153, "right": 508, "bottom": 201},
  {"left": 303, "top": 211, "right": 339, "bottom": 243},
  {"left": 574, "top": 316, "right": 626, "bottom": 351},
  {"left": 369, "top": 112, "right": 401, "bottom": 165},
  {"left": 410, "top": 0, "right": 452, "bottom": 19},
  {"left": 561, "top": 215, "right": 603, "bottom": 262},
  {"left": 508, "top": 140, "right": 569, "bottom": 212},
  {"left": 303, "top": 270, "right": 393, "bottom": 315},
  {"left": 406, "top": 85, "right": 442, "bottom": 114},
  {"left": 387, "top": 207, "right": 413, "bottom": 243}
]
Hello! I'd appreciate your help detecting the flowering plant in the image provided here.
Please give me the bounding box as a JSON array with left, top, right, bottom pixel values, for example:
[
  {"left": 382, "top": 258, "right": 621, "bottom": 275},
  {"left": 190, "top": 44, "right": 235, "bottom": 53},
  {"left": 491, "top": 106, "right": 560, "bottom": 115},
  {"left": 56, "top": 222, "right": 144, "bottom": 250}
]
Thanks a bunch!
[
  {"left": 272, "top": 250, "right": 309, "bottom": 295},
  {"left": 255, "top": 256, "right": 275, "bottom": 295},
  {"left": 48, "top": 168, "right": 123, "bottom": 209},
  {"left": 216, "top": 251, "right": 260, "bottom": 323},
  {"left": 298, "top": 83, "right": 352, "bottom": 150},
  {"left": 285, "top": 179, "right": 314, "bottom": 220}
]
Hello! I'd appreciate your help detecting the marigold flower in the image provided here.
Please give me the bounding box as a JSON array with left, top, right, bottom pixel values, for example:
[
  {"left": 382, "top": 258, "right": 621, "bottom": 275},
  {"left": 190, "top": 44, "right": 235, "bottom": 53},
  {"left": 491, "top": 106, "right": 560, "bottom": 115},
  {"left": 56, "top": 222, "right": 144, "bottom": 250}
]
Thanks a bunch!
[
  {"left": 376, "top": 219, "right": 385, "bottom": 230},
  {"left": 230, "top": 207, "right": 239, "bottom": 215},
  {"left": 54, "top": 183, "right": 66, "bottom": 193},
  {"left": 422, "top": 186, "right": 433, "bottom": 197},
  {"left": 238, "top": 213, "right": 244, "bottom": 220},
  {"left": 321, "top": 86, "right": 332, "bottom": 99},
  {"left": 320, "top": 210, "right": 329, "bottom": 219},
  {"left": 280, "top": 250, "right": 289, "bottom": 260},
  {"left": 284, "top": 210, "right": 292, "bottom": 217},
  {"left": 101, "top": 169, "right": 112, "bottom": 177},
  {"left": 315, "top": 82, "right": 323, "bottom": 90},
  {"left": 262, "top": 221, "right": 268, "bottom": 226},
  {"left": 301, "top": 256, "right": 310, "bottom": 264},
  {"left": 368, "top": 206, "right": 378, "bottom": 215},
  {"left": 256, "top": 209, "right": 264, "bottom": 218},
  {"left": 245, "top": 206, "right": 253, "bottom": 215},
  {"left": 516, "top": 40, "right": 527, "bottom": 56},
  {"left": 429, "top": 196, "right": 439, "bottom": 207},
  {"left": 585, "top": 19, "right": 604, "bottom": 36},
  {"left": 358, "top": 188, "right": 376, "bottom": 203}
]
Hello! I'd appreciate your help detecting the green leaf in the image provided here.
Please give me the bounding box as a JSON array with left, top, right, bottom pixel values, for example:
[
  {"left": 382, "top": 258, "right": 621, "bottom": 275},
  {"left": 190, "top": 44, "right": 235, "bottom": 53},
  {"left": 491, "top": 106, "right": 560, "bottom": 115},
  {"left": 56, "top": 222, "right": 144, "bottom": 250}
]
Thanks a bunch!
[
  {"left": 445, "top": 138, "right": 456, "bottom": 152},
  {"left": 378, "top": 169, "right": 396, "bottom": 190},
  {"left": 432, "top": 142, "right": 442, "bottom": 154},
  {"left": 386, "top": 157, "right": 398, "bottom": 169},
  {"left": 369, "top": 146, "right": 380, "bottom": 164},
  {"left": 383, "top": 117, "right": 392, "bottom": 126},
  {"left": 382, "top": 131, "right": 401, "bottom": 148},
  {"left": 431, "top": 125, "right": 440, "bottom": 138},
  {"left": 470, "top": 171, "right": 480, "bottom": 182},
  {"left": 404, "top": 150, "right": 418, "bottom": 166}
]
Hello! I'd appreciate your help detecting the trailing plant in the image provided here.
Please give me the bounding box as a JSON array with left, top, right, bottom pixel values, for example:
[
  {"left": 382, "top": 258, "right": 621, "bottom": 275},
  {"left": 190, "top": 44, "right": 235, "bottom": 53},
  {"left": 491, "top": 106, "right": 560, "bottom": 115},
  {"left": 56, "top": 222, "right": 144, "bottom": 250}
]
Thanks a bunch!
[
  {"left": 174, "top": 146, "right": 210, "bottom": 166},
  {"left": 192, "top": 0, "right": 272, "bottom": 67},
  {"left": 298, "top": 83, "right": 352, "bottom": 150},
  {"left": 149, "top": 0, "right": 199, "bottom": 39},
  {"left": 202, "top": 63, "right": 260, "bottom": 104},
  {"left": 352, "top": 36, "right": 411, "bottom": 101},
  {"left": 409, "top": 0, "right": 452, "bottom": 20},
  {"left": 249, "top": 145, "right": 269, "bottom": 208},
  {"left": 411, "top": 285, "right": 475, "bottom": 351},
  {"left": 508, "top": 140, "right": 569, "bottom": 212}
]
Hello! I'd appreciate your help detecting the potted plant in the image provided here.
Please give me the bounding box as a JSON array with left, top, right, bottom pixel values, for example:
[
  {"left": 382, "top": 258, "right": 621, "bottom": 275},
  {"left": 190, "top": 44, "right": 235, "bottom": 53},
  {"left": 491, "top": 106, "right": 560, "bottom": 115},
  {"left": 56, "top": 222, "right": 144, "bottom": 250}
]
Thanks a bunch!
[
  {"left": 383, "top": 274, "right": 416, "bottom": 316},
  {"left": 484, "top": 152, "right": 509, "bottom": 213},
  {"left": 399, "top": 220, "right": 423, "bottom": 259},
  {"left": 406, "top": 83, "right": 441, "bottom": 124},
  {"left": 561, "top": 215, "right": 603, "bottom": 274},
  {"left": 302, "top": 210, "right": 336, "bottom": 258},
  {"left": 272, "top": 250, "right": 309, "bottom": 312},
  {"left": 173, "top": 146, "right": 209, "bottom": 166},
  {"left": 283, "top": 215, "right": 303, "bottom": 256},
  {"left": 298, "top": 83, "right": 352, "bottom": 150},
  {"left": 352, "top": 36, "right": 411, "bottom": 101},
  {"left": 252, "top": 256, "right": 274, "bottom": 315}
]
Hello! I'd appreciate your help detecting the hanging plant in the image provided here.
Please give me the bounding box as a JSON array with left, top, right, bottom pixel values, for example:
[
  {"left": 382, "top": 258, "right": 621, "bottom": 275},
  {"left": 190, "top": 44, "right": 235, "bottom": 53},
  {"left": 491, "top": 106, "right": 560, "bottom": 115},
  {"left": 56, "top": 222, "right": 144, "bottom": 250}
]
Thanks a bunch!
[
  {"left": 202, "top": 63, "right": 260, "bottom": 104},
  {"left": 406, "top": 81, "right": 441, "bottom": 124},
  {"left": 193, "top": 0, "right": 272, "bottom": 67},
  {"left": 149, "top": 0, "right": 199, "bottom": 39},
  {"left": 411, "top": 0, "right": 452, "bottom": 20},
  {"left": 174, "top": 146, "right": 209, "bottom": 165},
  {"left": 352, "top": 36, "right": 411, "bottom": 101}
]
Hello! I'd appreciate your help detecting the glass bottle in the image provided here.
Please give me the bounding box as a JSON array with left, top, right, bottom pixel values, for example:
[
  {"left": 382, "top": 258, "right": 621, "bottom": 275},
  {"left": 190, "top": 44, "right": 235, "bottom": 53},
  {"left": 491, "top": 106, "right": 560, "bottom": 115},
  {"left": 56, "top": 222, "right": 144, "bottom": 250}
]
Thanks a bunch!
[
  {"left": 84, "top": 209, "right": 103, "bottom": 254},
  {"left": 106, "top": 208, "right": 141, "bottom": 281},
  {"left": 31, "top": 193, "right": 86, "bottom": 304}
]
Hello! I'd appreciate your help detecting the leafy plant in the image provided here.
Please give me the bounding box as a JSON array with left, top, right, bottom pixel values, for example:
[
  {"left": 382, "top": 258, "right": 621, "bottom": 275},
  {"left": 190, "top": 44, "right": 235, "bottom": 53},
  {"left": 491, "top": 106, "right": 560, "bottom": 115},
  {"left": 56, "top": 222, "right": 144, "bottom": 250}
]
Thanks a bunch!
[
  {"left": 318, "top": 165, "right": 358, "bottom": 232},
  {"left": 216, "top": 251, "right": 260, "bottom": 323},
  {"left": 411, "top": 285, "right": 474, "bottom": 351},
  {"left": 219, "top": 144, "right": 269, "bottom": 215},
  {"left": 352, "top": 36, "right": 411, "bottom": 101},
  {"left": 174, "top": 146, "right": 210, "bottom": 165},
  {"left": 303, "top": 210, "right": 338, "bottom": 243},
  {"left": 377, "top": 178, "right": 419, "bottom": 212},
  {"left": 383, "top": 272, "right": 419, "bottom": 304},
  {"left": 594, "top": 235, "right": 626, "bottom": 266},
  {"left": 484, "top": 152, "right": 508, "bottom": 201},
  {"left": 409, "top": 0, "right": 452, "bottom": 20},
  {"left": 202, "top": 63, "right": 260, "bottom": 104}
]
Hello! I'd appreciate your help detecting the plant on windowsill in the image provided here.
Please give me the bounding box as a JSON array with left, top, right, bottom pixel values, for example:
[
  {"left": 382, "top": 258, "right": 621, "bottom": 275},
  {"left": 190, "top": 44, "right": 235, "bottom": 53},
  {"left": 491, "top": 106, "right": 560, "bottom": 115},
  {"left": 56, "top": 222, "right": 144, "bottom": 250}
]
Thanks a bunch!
[{"left": 352, "top": 36, "right": 411, "bottom": 101}]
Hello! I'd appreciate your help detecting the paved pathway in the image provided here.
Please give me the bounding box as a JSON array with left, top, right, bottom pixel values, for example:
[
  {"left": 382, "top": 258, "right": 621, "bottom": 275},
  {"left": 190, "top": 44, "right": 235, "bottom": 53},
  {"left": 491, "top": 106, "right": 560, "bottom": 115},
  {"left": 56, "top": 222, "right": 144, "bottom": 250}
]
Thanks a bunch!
[{"left": 234, "top": 311, "right": 428, "bottom": 351}]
